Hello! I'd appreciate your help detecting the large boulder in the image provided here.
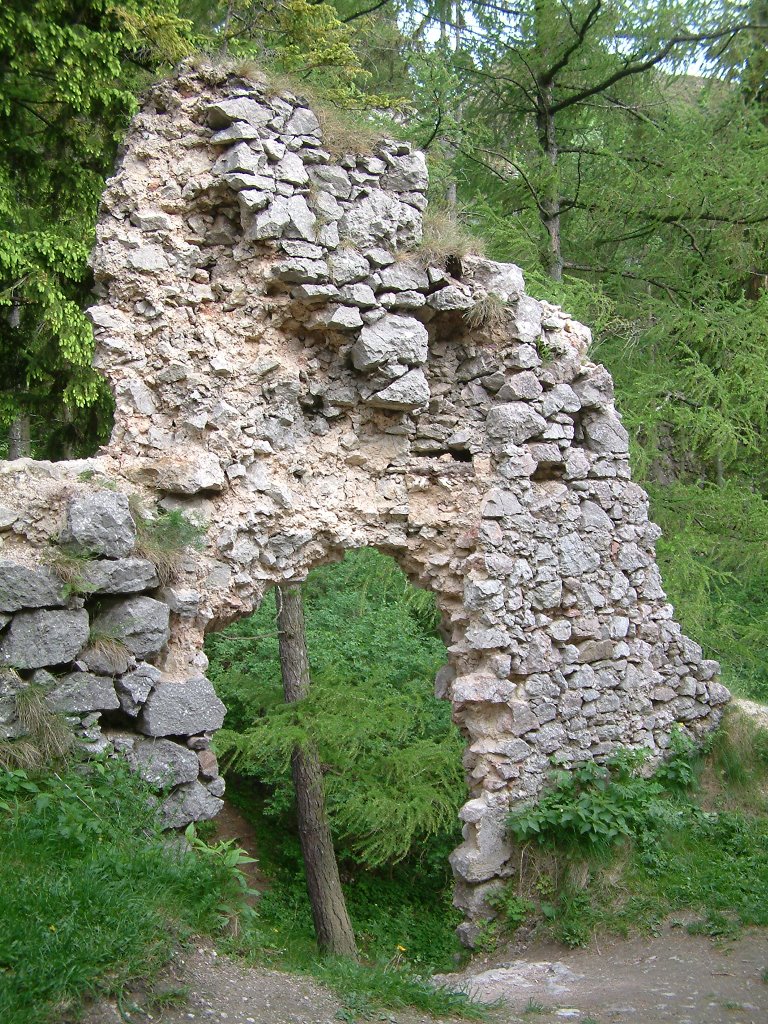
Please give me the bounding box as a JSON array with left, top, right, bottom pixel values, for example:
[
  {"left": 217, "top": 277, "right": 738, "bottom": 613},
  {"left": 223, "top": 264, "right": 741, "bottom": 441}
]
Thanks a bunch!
[
  {"left": 351, "top": 315, "right": 428, "bottom": 372},
  {"left": 0, "top": 609, "right": 90, "bottom": 669}
]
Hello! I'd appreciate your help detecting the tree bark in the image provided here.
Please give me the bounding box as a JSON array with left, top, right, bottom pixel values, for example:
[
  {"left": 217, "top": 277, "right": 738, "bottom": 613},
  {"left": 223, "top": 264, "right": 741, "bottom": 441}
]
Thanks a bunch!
[
  {"left": 276, "top": 583, "right": 357, "bottom": 959},
  {"left": 536, "top": 82, "right": 563, "bottom": 282},
  {"left": 7, "top": 415, "right": 31, "bottom": 460}
]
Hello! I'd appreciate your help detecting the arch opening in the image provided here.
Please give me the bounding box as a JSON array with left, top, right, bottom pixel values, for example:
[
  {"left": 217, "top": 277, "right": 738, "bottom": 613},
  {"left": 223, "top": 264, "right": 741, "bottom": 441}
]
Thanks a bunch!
[{"left": 203, "top": 546, "right": 468, "bottom": 966}]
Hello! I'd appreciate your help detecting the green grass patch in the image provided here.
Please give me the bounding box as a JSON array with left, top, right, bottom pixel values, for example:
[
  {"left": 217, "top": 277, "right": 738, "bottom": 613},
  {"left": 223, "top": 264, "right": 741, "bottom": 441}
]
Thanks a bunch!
[{"left": 0, "top": 760, "right": 252, "bottom": 1024}]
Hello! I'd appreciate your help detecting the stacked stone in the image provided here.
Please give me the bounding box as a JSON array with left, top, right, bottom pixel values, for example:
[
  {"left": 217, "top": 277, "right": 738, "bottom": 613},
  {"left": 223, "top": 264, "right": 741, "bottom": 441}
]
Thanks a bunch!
[
  {"left": 0, "top": 491, "right": 225, "bottom": 828},
  {"left": 0, "top": 64, "right": 731, "bottom": 941}
]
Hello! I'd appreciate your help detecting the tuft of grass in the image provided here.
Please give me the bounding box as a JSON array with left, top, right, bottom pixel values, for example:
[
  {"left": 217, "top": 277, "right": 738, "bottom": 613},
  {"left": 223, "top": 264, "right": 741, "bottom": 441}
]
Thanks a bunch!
[
  {"left": 523, "top": 997, "right": 548, "bottom": 1014},
  {"left": 45, "top": 545, "right": 97, "bottom": 598},
  {"left": 130, "top": 498, "right": 206, "bottom": 586},
  {"left": 699, "top": 705, "right": 768, "bottom": 813},
  {"left": 0, "top": 686, "right": 73, "bottom": 770},
  {"left": 85, "top": 626, "right": 131, "bottom": 673},
  {"left": 464, "top": 292, "right": 509, "bottom": 331},
  {"left": 406, "top": 207, "right": 486, "bottom": 270}
]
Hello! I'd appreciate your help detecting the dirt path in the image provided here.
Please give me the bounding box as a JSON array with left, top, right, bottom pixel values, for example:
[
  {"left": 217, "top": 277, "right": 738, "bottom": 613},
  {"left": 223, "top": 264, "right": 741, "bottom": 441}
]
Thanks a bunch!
[
  {"left": 440, "top": 924, "right": 768, "bottom": 1024},
  {"left": 81, "top": 925, "right": 768, "bottom": 1024}
]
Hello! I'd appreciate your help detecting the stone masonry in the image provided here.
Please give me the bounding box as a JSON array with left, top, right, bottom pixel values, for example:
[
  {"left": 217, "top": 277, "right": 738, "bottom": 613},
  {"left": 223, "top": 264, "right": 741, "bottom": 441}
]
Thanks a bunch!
[{"left": 0, "top": 63, "right": 728, "bottom": 939}]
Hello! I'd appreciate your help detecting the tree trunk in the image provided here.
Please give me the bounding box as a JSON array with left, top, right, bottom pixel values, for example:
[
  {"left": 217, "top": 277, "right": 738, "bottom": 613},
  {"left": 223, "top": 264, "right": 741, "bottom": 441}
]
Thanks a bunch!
[
  {"left": 276, "top": 583, "right": 358, "bottom": 959},
  {"left": 536, "top": 85, "right": 563, "bottom": 282},
  {"left": 7, "top": 415, "right": 31, "bottom": 460}
]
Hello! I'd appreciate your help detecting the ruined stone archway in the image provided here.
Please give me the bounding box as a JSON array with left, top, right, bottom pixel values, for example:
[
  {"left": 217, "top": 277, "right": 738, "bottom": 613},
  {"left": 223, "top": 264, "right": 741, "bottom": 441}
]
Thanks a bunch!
[{"left": 0, "top": 64, "right": 728, "bottom": 937}]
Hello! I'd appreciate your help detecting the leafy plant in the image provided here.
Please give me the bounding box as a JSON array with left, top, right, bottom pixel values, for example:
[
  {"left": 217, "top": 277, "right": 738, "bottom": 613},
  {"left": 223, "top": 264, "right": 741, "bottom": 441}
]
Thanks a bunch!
[{"left": 0, "top": 757, "right": 253, "bottom": 1024}]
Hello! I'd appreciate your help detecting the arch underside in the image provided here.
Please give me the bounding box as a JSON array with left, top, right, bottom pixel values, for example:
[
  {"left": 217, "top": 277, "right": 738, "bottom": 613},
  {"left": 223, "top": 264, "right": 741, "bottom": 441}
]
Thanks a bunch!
[{"left": 0, "top": 64, "right": 728, "bottom": 938}]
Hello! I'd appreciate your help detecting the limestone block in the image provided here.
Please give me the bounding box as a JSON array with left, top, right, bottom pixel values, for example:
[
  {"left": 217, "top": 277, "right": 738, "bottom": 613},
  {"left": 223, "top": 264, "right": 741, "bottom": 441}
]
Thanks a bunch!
[
  {"left": 91, "top": 597, "right": 170, "bottom": 660},
  {"left": 80, "top": 558, "right": 159, "bottom": 595},
  {"left": 213, "top": 142, "right": 265, "bottom": 176},
  {"left": 382, "top": 151, "right": 428, "bottom": 192},
  {"left": 377, "top": 263, "right": 429, "bottom": 292},
  {"left": 462, "top": 256, "right": 525, "bottom": 302},
  {"left": 61, "top": 491, "right": 136, "bottom": 558},
  {"left": 116, "top": 664, "right": 162, "bottom": 716},
  {"left": 308, "top": 164, "right": 352, "bottom": 198},
  {"left": 129, "top": 737, "right": 200, "bottom": 788},
  {"left": 306, "top": 305, "right": 363, "bottom": 331},
  {"left": 159, "top": 780, "right": 224, "bottom": 829},
  {"left": 250, "top": 195, "right": 316, "bottom": 241},
  {"left": 351, "top": 315, "right": 428, "bottom": 372},
  {"left": 328, "top": 249, "right": 369, "bottom": 284},
  {"left": 46, "top": 672, "right": 120, "bottom": 713},
  {"left": 367, "top": 368, "right": 430, "bottom": 410},
  {"left": 582, "top": 410, "right": 630, "bottom": 455},
  {"left": 0, "top": 561, "right": 67, "bottom": 612},
  {"left": 427, "top": 285, "right": 474, "bottom": 312},
  {"left": 0, "top": 608, "right": 89, "bottom": 669},
  {"left": 137, "top": 676, "right": 226, "bottom": 736},
  {"left": 206, "top": 98, "right": 272, "bottom": 129},
  {"left": 285, "top": 106, "right": 321, "bottom": 136},
  {"left": 486, "top": 403, "right": 546, "bottom": 445}
]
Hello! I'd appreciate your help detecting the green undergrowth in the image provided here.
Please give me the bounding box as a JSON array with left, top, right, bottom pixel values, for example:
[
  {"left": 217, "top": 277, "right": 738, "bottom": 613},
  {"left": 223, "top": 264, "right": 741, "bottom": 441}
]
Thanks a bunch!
[
  {"left": 484, "top": 711, "right": 768, "bottom": 950},
  {"left": 0, "top": 758, "right": 253, "bottom": 1024}
]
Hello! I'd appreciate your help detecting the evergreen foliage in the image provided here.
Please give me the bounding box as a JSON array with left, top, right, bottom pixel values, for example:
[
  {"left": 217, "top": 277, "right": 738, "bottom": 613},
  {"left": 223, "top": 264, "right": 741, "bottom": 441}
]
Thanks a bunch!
[{"left": 207, "top": 547, "right": 465, "bottom": 867}]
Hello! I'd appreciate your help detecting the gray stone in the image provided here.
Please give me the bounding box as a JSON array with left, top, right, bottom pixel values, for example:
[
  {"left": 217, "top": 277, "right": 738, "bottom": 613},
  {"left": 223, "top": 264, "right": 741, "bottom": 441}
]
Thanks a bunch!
[
  {"left": 308, "top": 165, "right": 352, "bottom": 199},
  {"left": 91, "top": 597, "right": 170, "bottom": 660},
  {"left": 155, "top": 451, "right": 225, "bottom": 495},
  {"left": 486, "top": 403, "right": 546, "bottom": 444},
  {"left": 274, "top": 258, "right": 328, "bottom": 284},
  {"left": 213, "top": 143, "right": 266, "bottom": 177},
  {"left": 249, "top": 195, "right": 316, "bottom": 241},
  {"left": 328, "top": 249, "right": 370, "bottom": 284},
  {"left": 293, "top": 284, "right": 340, "bottom": 305},
  {"left": 0, "top": 505, "right": 16, "bottom": 530},
  {"left": 377, "top": 263, "right": 429, "bottom": 292},
  {"left": 46, "top": 672, "right": 120, "bottom": 713},
  {"left": 275, "top": 151, "right": 309, "bottom": 184},
  {"left": 582, "top": 411, "right": 630, "bottom": 455},
  {"left": 285, "top": 106, "right": 321, "bottom": 137},
  {"left": 306, "top": 305, "right": 363, "bottom": 331},
  {"left": 210, "top": 122, "right": 263, "bottom": 144},
  {"left": 338, "top": 193, "right": 420, "bottom": 249},
  {"left": 129, "top": 737, "right": 200, "bottom": 788},
  {"left": 351, "top": 315, "right": 428, "bottom": 372},
  {"left": 462, "top": 256, "right": 525, "bottom": 302},
  {"left": 159, "top": 780, "right": 223, "bottom": 830},
  {"left": 0, "top": 608, "right": 89, "bottom": 669},
  {"left": 207, "top": 98, "right": 272, "bottom": 129},
  {"left": 367, "top": 369, "right": 430, "bottom": 410},
  {"left": 79, "top": 558, "right": 159, "bottom": 595},
  {"left": 138, "top": 676, "right": 226, "bottom": 736},
  {"left": 115, "top": 664, "right": 161, "bottom": 716},
  {"left": 0, "top": 561, "right": 67, "bottom": 612},
  {"left": 61, "top": 491, "right": 136, "bottom": 558},
  {"left": 338, "top": 283, "right": 376, "bottom": 308},
  {"left": 427, "top": 285, "right": 474, "bottom": 312},
  {"left": 510, "top": 295, "right": 543, "bottom": 345},
  {"left": 382, "top": 152, "right": 428, "bottom": 192},
  {"left": 496, "top": 372, "right": 543, "bottom": 401}
]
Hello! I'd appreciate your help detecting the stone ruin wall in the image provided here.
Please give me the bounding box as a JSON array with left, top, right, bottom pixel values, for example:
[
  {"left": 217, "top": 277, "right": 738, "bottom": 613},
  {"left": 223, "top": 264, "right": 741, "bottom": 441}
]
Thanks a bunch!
[{"left": 0, "top": 65, "right": 729, "bottom": 939}]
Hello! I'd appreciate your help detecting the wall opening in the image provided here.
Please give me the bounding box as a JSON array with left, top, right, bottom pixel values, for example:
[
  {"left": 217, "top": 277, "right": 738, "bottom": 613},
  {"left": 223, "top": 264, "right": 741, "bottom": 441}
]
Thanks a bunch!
[{"left": 202, "top": 547, "right": 468, "bottom": 967}]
